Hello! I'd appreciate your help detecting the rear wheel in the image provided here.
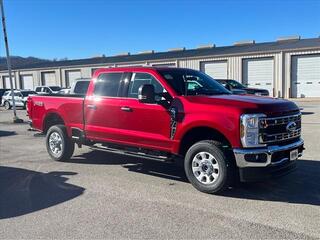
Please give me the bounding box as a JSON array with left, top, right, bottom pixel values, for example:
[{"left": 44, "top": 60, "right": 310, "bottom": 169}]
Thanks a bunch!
[
  {"left": 184, "top": 140, "right": 234, "bottom": 194},
  {"left": 46, "top": 125, "right": 74, "bottom": 161},
  {"left": 4, "top": 101, "right": 11, "bottom": 110}
]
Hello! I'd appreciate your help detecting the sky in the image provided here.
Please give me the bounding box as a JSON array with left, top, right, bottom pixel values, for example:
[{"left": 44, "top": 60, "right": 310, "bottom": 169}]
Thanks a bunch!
[{"left": 1, "top": 0, "right": 319, "bottom": 60}]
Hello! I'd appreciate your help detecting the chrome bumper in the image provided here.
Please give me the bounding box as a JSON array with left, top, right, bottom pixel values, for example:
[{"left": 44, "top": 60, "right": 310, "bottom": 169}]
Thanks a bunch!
[{"left": 233, "top": 139, "right": 304, "bottom": 168}]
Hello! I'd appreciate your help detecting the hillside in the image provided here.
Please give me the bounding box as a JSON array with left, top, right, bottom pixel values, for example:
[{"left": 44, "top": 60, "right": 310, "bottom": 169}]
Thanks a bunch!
[{"left": 0, "top": 56, "right": 51, "bottom": 69}]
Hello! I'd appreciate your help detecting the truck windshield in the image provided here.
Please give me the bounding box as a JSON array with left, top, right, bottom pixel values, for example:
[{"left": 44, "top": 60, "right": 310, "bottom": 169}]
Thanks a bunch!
[
  {"left": 158, "top": 69, "right": 231, "bottom": 96},
  {"left": 228, "top": 80, "right": 246, "bottom": 89}
]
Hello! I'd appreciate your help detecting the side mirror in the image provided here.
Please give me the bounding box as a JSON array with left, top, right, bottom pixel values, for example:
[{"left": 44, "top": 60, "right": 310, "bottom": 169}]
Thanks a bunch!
[{"left": 138, "top": 84, "right": 155, "bottom": 103}]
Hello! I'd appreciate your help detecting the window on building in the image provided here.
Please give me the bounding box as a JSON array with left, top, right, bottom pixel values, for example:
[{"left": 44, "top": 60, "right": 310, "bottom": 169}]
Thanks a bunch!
[
  {"left": 94, "top": 72, "right": 123, "bottom": 97},
  {"left": 128, "top": 73, "right": 165, "bottom": 100}
]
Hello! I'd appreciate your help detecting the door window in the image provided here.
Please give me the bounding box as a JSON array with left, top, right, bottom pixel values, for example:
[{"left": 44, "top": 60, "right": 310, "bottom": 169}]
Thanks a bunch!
[
  {"left": 94, "top": 73, "right": 123, "bottom": 97},
  {"left": 128, "top": 73, "right": 165, "bottom": 100}
]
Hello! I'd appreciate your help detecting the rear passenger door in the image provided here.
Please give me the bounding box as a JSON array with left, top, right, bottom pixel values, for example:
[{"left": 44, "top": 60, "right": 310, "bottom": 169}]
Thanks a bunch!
[
  {"left": 84, "top": 72, "right": 128, "bottom": 142},
  {"left": 119, "top": 72, "right": 173, "bottom": 151}
]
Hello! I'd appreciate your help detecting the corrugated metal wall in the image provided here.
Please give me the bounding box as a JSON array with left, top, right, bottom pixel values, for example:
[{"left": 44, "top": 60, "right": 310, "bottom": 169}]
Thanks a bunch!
[{"left": 1, "top": 48, "right": 320, "bottom": 98}]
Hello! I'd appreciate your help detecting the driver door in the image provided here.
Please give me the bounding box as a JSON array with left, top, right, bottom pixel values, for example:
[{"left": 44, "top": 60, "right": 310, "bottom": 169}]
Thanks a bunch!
[{"left": 119, "top": 72, "right": 174, "bottom": 151}]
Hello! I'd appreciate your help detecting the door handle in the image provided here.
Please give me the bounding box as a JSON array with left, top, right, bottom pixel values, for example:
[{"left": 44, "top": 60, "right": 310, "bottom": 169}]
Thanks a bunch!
[
  {"left": 121, "top": 106, "right": 132, "bottom": 112},
  {"left": 87, "top": 104, "right": 97, "bottom": 110}
]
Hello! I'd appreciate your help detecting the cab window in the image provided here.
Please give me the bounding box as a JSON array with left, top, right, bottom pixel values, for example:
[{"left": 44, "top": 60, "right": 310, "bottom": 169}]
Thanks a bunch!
[
  {"left": 128, "top": 73, "right": 165, "bottom": 100},
  {"left": 94, "top": 72, "right": 123, "bottom": 97}
]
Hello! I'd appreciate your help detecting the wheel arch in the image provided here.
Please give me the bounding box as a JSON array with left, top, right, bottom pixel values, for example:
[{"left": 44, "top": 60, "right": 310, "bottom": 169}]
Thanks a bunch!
[
  {"left": 43, "top": 111, "right": 65, "bottom": 134},
  {"left": 178, "top": 126, "right": 233, "bottom": 157}
]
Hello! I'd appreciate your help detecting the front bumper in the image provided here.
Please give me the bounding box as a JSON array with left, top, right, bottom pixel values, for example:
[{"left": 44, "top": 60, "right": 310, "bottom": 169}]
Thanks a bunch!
[{"left": 233, "top": 139, "right": 304, "bottom": 181}]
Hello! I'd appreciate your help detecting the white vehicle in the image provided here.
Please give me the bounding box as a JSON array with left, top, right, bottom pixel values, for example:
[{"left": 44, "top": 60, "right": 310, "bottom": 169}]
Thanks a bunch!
[
  {"left": 70, "top": 78, "right": 90, "bottom": 95},
  {"left": 58, "top": 88, "right": 71, "bottom": 94},
  {"left": 35, "top": 86, "right": 62, "bottom": 94},
  {"left": 1, "top": 90, "right": 37, "bottom": 110}
]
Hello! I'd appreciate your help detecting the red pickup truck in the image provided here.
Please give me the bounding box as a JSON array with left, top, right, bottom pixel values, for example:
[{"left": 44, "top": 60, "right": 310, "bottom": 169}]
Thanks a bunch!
[{"left": 27, "top": 67, "right": 304, "bottom": 193}]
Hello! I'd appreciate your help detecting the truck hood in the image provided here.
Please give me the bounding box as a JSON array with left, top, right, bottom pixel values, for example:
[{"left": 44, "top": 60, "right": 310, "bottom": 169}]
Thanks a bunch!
[{"left": 185, "top": 94, "right": 299, "bottom": 116}]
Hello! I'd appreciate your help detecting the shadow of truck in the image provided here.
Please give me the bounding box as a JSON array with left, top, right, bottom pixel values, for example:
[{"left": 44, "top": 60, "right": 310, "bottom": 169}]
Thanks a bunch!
[{"left": 0, "top": 166, "right": 84, "bottom": 219}]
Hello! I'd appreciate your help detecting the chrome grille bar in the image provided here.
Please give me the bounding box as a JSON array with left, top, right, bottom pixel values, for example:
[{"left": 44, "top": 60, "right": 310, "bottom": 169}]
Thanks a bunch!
[{"left": 259, "top": 113, "right": 301, "bottom": 144}]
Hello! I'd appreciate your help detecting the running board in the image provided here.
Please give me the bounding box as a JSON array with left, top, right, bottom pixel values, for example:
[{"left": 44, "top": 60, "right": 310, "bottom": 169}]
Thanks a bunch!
[{"left": 89, "top": 145, "right": 176, "bottom": 163}]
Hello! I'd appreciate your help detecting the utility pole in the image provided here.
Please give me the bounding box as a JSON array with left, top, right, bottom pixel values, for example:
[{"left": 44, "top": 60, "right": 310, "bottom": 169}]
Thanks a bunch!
[{"left": 0, "top": 0, "right": 22, "bottom": 123}]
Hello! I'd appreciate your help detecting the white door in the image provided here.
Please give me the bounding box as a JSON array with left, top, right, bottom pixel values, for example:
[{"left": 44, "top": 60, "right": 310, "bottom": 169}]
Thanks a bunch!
[
  {"left": 3, "top": 76, "right": 15, "bottom": 89},
  {"left": 41, "top": 72, "right": 56, "bottom": 86},
  {"left": 21, "top": 75, "right": 34, "bottom": 90},
  {"left": 243, "top": 58, "right": 274, "bottom": 96},
  {"left": 201, "top": 61, "right": 228, "bottom": 79},
  {"left": 66, "top": 70, "right": 81, "bottom": 87},
  {"left": 291, "top": 54, "right": 320, "bottom": 98}
]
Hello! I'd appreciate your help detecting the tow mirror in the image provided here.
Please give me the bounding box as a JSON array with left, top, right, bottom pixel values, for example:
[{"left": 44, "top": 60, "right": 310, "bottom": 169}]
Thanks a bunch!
[{"left": 138, "top": 84, "right": 155, "bottom": 104}]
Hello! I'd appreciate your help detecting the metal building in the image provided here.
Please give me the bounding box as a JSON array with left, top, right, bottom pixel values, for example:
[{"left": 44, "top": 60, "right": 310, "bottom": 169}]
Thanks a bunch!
[{"left": 1, "top": 36, "right": 320, "bottom": 98}]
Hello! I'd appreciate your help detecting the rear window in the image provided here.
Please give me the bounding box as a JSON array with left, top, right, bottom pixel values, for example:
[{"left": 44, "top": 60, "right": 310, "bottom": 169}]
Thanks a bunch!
[
  {"left": 94, "top": 73, "right": 123, "bottom": 97},
  {"left": 21, "top": 91, "right": 36, "bottom": 97},
  {"left": 49, "top": 86, "right": 61, "bottom": 91},
  {"left": 74, "top": 81, "right": 90, "bottom": 95}
]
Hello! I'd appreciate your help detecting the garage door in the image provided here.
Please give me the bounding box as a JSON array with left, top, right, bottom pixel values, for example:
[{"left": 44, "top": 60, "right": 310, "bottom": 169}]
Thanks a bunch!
[
  {"left": 243, "top": 58, "right": 274, "bottom": 96},
  {"left": 291, "top": 54, "right": 320, "bottom": 98},
  {"left": 201, "top": 61, "right": 228, "bottom": 79},
  {"left": 20, "top": 75, "right": 34, "bottom": 90},
  {"left": 41, "top": 72, "right": 57, "bottom": 86},
  {"left": 3, "top": 76, "right": 15, "bottom": 89},
  {"left": 66, "top": 70, "right": 81, "bottom": 87}
]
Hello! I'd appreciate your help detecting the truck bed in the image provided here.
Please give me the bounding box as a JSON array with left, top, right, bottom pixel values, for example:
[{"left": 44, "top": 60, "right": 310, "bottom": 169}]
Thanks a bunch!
[{"left": 28, "top": 94, "right": 85, "bottom": 133}]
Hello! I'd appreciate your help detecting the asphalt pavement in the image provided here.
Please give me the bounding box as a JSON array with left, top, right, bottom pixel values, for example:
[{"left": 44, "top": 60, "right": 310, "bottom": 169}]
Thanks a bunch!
[{"left": 0, "top": 101, "right": 319, "bottom": 239}]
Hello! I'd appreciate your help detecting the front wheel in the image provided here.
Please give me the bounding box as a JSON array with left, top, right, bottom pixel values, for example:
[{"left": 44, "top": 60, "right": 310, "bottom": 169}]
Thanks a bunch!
[
  {"left": 46, "top": 125, "right": 75, "bottom": 161},
  {"left": 184, "top": 140, "right": 234, "bottom": 194},
  {"left": 4, "top": 101, "right": 11, "bottom": 110}
]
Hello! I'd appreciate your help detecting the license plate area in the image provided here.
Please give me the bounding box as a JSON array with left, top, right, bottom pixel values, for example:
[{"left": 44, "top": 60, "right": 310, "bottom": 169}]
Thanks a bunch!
[{"left": 290, "top": 149, "right": 298, "bottom": 161}]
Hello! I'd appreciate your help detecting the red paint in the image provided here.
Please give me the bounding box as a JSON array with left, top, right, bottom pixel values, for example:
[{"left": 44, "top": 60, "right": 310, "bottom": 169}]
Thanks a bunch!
[{"left": 27, "top": 67, "right": 300, "bottom": 154}]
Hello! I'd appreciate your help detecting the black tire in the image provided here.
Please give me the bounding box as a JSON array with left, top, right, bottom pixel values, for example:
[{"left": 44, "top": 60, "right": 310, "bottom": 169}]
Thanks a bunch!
[
  {"left": 4, "top": 101, "right": 11, "bottom": 110},
  {"left": 46, "top": 125, "right": 75, "bottom": 161},
  {"left": 184, "top": 140, "right": 234, "bottom": 194}
]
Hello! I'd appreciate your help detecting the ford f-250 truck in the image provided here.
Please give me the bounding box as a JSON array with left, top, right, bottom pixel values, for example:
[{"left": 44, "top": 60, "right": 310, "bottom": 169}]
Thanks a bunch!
[{"left": 27, "top": 67, "right": 304, "bottom": 194}]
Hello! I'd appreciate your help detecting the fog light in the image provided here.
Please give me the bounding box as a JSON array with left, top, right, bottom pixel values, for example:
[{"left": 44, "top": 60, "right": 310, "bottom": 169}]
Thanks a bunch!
[{"left": 244, "top": 153, "right": 267, "bottom": 163}]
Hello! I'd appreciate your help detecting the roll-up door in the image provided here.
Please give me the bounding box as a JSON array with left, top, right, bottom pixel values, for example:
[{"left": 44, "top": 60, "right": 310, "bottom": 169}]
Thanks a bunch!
[
  {"left": 291, "top": 54, "right": 320, "bottom": 98},
  {"left": 41, "top": 71, "right": 57, "bottom": 86},
  {"left": 3, "top": 76, "right": 16, "bottom": 89},
  {"left": 20, "top": 75, "right": 34, "bottom": 90},
  {"left": 66, "top": 70, "right": 81, "bottom": 87},
  {"left": 242, "top": 58, "right": 274, "bottom": 96},
  {"left": 201, "top": 61, "right": 228, "bottom": 79}
]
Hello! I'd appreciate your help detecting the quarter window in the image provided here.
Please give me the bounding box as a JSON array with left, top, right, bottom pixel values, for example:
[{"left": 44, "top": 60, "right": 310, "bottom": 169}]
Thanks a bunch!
[
  {"left": 94, "top": 73, "right": 123, "bottom": 97},
  {"left": 128, "top": 73, "right": 165, "bottom": 100}
]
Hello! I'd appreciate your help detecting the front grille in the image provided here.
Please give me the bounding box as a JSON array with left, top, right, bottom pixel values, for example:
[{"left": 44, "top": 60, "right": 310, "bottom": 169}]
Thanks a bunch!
[{"left": 259, "top": 113, "right": 301, "bottom": 144}]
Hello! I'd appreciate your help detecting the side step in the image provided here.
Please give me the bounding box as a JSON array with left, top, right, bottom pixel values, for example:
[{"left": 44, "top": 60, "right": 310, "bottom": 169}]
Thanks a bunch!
[{"left": 89, "top": 144, "right": 177, "bottom": 163}]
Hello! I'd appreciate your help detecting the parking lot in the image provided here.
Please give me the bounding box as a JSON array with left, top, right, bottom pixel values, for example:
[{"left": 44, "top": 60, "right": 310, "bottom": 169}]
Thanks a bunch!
[{"left": 0, "top": 101, "right": 319, "bottom": 239}]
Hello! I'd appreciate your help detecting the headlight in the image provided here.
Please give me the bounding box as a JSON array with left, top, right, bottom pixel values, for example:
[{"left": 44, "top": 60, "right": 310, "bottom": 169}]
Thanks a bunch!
[{"left": 240, "top": 114, "right": 266, "bottom": 148}]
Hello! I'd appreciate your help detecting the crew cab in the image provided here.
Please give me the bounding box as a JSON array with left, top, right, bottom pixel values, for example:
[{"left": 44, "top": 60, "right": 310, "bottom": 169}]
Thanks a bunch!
[{"left": 27, "top": 67, "right": 304, "bottom": 194}]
